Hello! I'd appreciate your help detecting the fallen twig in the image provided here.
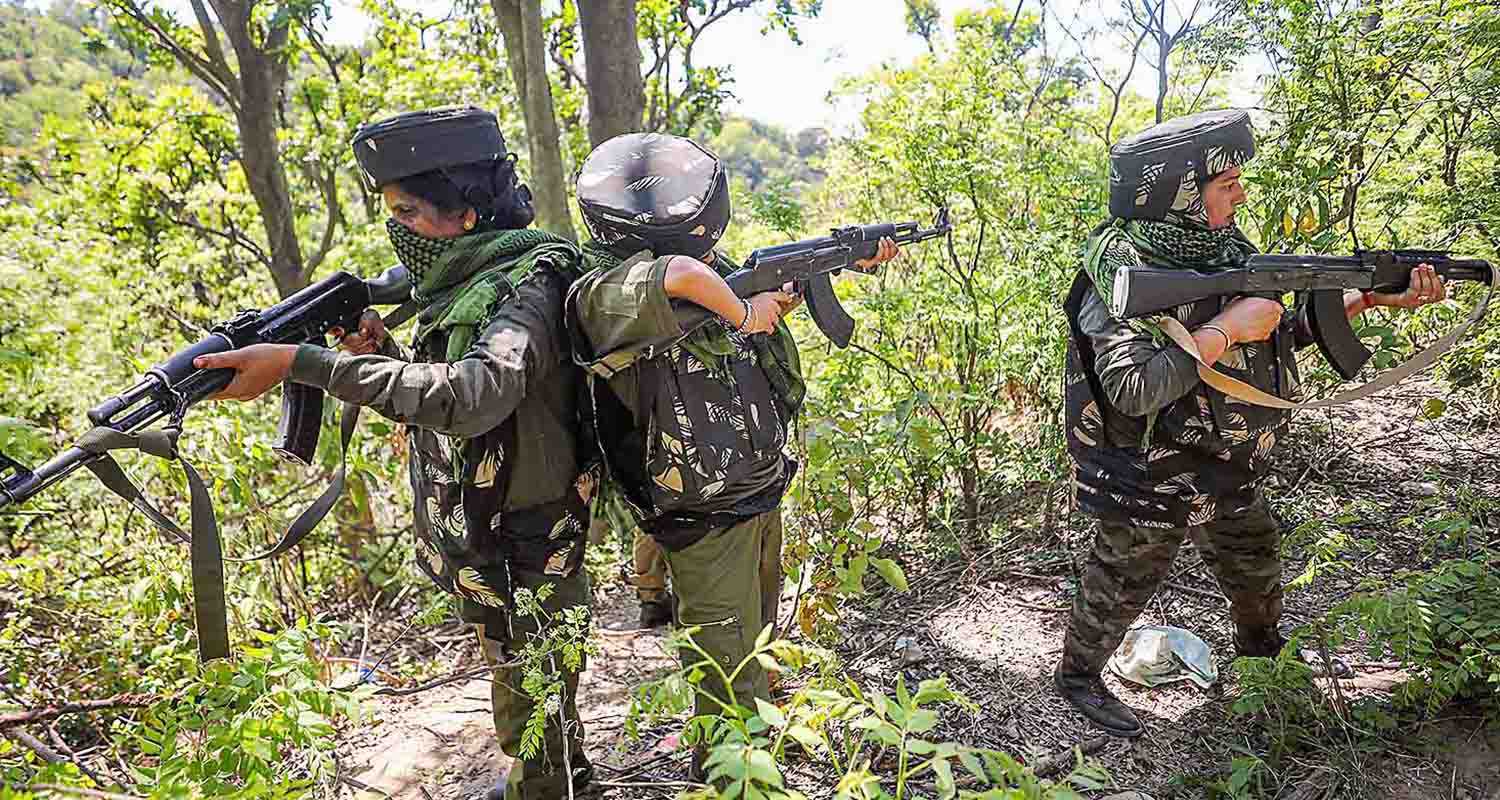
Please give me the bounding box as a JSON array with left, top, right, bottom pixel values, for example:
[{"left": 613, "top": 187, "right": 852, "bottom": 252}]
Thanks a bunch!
[
  {"left": 1030, "top": 734, "right": 1112, "bottom": 778},
  {"left": 5, "top": 727, "right": 64, "bottom": 762},
  {"left": 1163, "top": 581, "right": 1226, "bottom": 603},
  {"left": 27, "top": 785, "right": 145, "bottom": 800},
  {"left": 368, "top": 665, "right": 499, "bottom": 696},
  {"left": 602, "top": 749, "right": 690, "bottom": 781},
  {"left": 1009, "top": 601, "right": 1070, "bottom": 613},
  {"left": 594, "top": 780, "right": 704, "bottom": 790},
  {"left": 0, "top": 694, "right": 156, "bottom": 729},
  {"left": 47, "top": 721, "right": 113, "bottom": 789},
  {"left": 338, "top": 774, "right": 393, "bottom": 798}
]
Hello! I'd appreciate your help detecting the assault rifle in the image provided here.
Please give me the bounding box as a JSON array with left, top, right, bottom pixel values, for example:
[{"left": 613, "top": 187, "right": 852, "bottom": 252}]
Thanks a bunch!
[
  {"left": 0, "top": 266, "right": 413, "bottom": 660},
  {"left": 1109, "top": 250, "right": 1494, "bottom": 379},
  {"left": 678, "top": 208, "right": 952, "bottom": 347}
]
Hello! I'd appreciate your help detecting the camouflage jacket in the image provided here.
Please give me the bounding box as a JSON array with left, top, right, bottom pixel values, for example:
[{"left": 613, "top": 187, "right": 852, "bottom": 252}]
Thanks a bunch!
[
  {"left": 1063, "top": 270, "right": 1308, "bottom": 528},
  {"left": 290, "top": 258, "right": 591, "bottom": 609}
]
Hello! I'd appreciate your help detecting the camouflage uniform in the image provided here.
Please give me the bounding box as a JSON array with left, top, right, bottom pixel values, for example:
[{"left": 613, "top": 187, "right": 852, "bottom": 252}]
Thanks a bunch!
[
  {"left": 1061, "top": 499, "right": 1284, "bottom": 675},
  {"left": 571, "top": 248, "right": 798, "bottom": 717},
  {"left": 290, "top": 233, "right": 592, "bottom": 797},
  {"left": 1061, "top": 219, "right": 1312, "bottom": 676}
]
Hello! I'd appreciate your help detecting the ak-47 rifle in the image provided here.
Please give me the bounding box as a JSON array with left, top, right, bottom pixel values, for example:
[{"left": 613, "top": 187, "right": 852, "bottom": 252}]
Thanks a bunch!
[
  {"left": 0, "top": 267, "right": 413, "bottom": 660},
  {"left": 1109, "top": 249, "right": 1495, "bottom": 379},
  {"left": 677, "top": 208, "right": 953, "bottom": 347}
]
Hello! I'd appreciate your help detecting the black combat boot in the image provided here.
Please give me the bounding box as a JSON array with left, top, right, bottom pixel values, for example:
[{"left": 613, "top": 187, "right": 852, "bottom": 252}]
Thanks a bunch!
[
  {"left": 639, "top": 593, "right": 676, "bottom": 629},
  {"left": 1234, "top": 623, "right": 1287, "bottom": 659},
  {"left": 1054, "top": 667, "right": 1144, "bottom": 738},
  {"left": 1235, "top": 623, "right": 1352, "bottom": 676}
]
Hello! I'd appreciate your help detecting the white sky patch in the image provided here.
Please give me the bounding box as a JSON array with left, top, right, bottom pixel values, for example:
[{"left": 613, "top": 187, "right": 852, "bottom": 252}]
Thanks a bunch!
[{"left": 149, "top": 0, "right": 1267, "bottom": 133}]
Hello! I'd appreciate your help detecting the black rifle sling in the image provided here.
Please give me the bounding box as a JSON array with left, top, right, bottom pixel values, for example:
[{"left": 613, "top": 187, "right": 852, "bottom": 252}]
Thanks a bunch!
[
  {"left": 239, "top": 399, "right": 362, "bottom": 561},
  {"left": 1063, "top": 271, "right": 1128, "bottom": 443},
  {"left": 71, "top": 396, "right": 365, "bottom": 662},
  {"left": 74, "top": 426, "right": 229, "bottom": 662}
]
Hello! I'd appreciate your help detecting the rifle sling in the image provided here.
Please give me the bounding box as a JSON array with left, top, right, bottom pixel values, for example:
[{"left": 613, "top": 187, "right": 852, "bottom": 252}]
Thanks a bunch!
[
  {"left": 63, "top": 302, "right": 418, "bottom": 664},
  {"left": 237, "top": 399, "right": 362, "bottom": 562},
  {"left": 71, "top": 396, "right": 366, "bottom": 664},
  {"left": 1157, "top": 267, "right": 1497, "bottom": 409},
  {"left": 75, "top": 427, "right": 229, "bottom": 663}
]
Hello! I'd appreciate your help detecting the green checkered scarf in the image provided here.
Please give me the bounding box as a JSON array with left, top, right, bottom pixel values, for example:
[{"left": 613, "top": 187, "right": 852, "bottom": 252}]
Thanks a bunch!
[
  {"left": 398, "top": 224, "right": 581, "bottom": 362},
  {"left": 1083, "top": 218, "right": 1257, "bottom": 326}
]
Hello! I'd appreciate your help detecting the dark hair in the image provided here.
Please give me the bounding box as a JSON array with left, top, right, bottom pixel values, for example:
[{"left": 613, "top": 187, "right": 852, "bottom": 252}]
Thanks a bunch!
[{"left": 394, "top": 157, "right": 535, "bottom": 231}]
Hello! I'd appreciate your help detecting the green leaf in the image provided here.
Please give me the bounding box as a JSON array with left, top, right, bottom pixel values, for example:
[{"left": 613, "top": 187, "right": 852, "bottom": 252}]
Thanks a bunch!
[
  {"left": 786, "top": 724, "right": 823, "bottom": 752},
  {"left": 933, "top": 757, "right": 956, "bottom": 799},
  {"left": 746, "top": 748, "right": 783, "bottom": 787},
  {"left": 754, "top": 622, "right": 775, "bottom": 651},
  {"left": 906, "top": 737, "right": 937, "bottom": 754},
  {"left": 871, "top": 558, "right": 909, "bottom": 592},
  {"left": 755, "top": 698, "right": 787, "bottom": 728},
  {"left": 957, "top": 749, "right": 985, "bottom": 781}
]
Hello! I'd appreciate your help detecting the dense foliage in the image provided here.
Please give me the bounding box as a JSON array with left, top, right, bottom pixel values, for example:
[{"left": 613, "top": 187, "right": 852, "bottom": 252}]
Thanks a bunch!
[{"left": 0, "top": 0, "right": 1496, "bottom": 796}]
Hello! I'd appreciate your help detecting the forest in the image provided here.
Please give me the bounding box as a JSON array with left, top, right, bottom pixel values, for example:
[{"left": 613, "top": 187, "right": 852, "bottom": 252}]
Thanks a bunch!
[{"left": 0, "top": 0, "right": 1497, "bottom": 797}]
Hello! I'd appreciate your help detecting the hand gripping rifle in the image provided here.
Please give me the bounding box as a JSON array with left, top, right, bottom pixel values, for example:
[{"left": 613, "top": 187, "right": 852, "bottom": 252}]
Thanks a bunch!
[
  {"left": 1109, "top": 250, "right": 1495, "bottom": 379},
  {"left": 0, "top": 267, "right": 414, "bottom": 661},
  {"left": 678, "top": 208, "right": 953, "bottom": 347}
]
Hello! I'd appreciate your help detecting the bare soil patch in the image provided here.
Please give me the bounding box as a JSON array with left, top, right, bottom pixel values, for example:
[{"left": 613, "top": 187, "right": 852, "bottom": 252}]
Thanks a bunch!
[{"left": 335, "top": 382, "right": 1500, "bottom": 799}]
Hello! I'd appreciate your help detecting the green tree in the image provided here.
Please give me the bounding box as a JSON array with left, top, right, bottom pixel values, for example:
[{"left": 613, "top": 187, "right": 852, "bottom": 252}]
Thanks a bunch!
[{"left": 904, "top": 0, "right": 940, "bottom": 53}]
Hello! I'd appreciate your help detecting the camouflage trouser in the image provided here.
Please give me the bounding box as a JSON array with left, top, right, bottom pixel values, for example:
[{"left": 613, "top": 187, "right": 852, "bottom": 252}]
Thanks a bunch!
[
  {"left": 662, "top": 508, "right": 784, "bottom": 719},
  {"left": 470, "top": 566, "right": 591, "bottom": 799},
  {"left": 1061, "top": 495, "right": 1283, "bottom": 676}
]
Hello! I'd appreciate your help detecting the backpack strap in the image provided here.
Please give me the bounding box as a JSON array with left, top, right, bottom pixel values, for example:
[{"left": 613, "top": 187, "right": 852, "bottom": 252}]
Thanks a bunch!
[{"left": 1064, "top": 270, "right": 1129, "bottom": 443}]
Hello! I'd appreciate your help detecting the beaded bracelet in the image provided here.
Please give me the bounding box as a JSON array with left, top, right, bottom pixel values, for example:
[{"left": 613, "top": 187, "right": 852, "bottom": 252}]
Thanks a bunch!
[{"left": 736, "top": 299, "right": 754, "bottom": 333}]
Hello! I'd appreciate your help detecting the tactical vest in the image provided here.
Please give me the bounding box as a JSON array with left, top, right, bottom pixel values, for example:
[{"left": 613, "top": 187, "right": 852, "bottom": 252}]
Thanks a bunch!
[
  {"left": 570, "top": 255, "right": 800, "bottom": 550},
  {"left": 407, "top": 253, "right": 590, "bottom": 607},
  {"left": 1063, "top": 271, "right": 1297, "bottom": 528}
]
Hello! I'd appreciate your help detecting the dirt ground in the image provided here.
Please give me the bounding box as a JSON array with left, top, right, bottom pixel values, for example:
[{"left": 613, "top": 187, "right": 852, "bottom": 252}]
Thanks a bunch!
[{"left": 332, "top": 383, "right": 1500, "bottom": 800}]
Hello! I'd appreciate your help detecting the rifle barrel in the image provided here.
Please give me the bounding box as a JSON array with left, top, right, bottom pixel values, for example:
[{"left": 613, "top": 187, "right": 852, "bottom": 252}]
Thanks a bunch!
[{"left": 1, "top": 447, "right": 97, "bottom": 509}]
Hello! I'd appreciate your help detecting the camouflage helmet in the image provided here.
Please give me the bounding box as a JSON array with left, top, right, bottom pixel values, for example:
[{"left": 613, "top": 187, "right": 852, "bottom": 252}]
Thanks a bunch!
[
  {"left": 576, "top": 132, "right": 731, "bottom": 258},
  {"left": 1108, "top": 109, "right": 1255, "bottom": 225}
]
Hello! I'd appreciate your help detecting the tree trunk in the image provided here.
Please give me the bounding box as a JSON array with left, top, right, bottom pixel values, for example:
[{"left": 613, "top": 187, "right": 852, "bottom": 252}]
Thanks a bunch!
[
  {"left": 492, "top": 0, "right": 576, "bottom": 240},
  {"left": 1153, "top": 5, "right": 1168, "bottom": 123},
  {"left": 208, "top": 0, "right": 308, "bottom": 296},
  {"left": 235, "top": 84, "right": 306, "bottom": 297},
  {"left": 576, "top": 0, "right": 646, "bottom": 147}
]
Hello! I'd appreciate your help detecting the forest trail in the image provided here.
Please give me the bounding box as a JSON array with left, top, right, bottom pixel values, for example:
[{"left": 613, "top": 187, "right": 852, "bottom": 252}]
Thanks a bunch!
[
  {"left": 334, "top": 382, "right": 1500, "bottom": 799},
  {"left": 334, "top": 583, "right": 680, "bottom": 799}
]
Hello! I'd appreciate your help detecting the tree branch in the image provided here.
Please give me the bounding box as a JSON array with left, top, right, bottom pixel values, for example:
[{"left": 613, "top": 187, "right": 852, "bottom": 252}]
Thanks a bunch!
[
  {"left": 108, "top": 0, "right": 239, "bottom": 110},
  {"left": 169, "top": 206, "right": 274, "bottom": 270},
  {"left": 0, "top": 694, "right": 156, "bottom": 729},
  {"left": 550, "top": 44, "right": 586, "bottom": 85},
  {"left": 302, "top": 164, "right": 342, "bottom": 275},
  {"left": 186, "top": 0, "right": 236, "bottom": 87}
]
